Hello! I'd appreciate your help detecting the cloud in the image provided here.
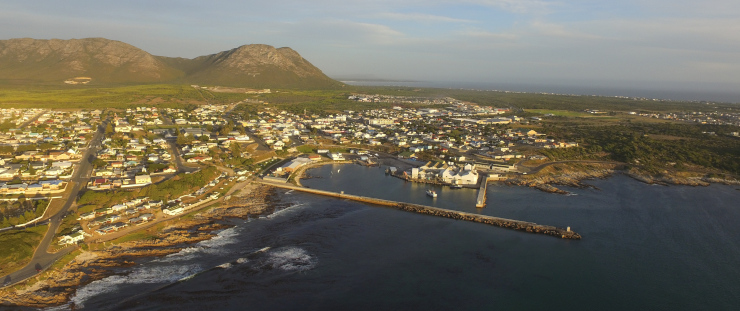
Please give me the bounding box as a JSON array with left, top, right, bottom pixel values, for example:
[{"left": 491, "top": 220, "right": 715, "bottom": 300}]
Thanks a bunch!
[
  {"left": 528, "top": 21, "right": 601, "bottom": 40},
  {"left": 271, "top": 20, "right": 406, "bottom": 47},
  {"left": 376, "top": 12, "right": 476, "bottom": 23},
  {"left": 461, "top": 0, "right": 556, "bottom": 14}
]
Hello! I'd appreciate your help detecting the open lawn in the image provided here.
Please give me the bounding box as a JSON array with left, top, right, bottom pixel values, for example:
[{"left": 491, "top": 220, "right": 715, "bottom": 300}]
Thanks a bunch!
[{"left": 0, "top": 225, "right": 48, "bottom": 276}]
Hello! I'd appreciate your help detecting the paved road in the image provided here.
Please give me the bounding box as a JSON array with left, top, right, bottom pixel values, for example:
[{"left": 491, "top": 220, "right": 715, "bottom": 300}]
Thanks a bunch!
[
  {"left": 1, "top": 119, "right": 108, "bottom": 288},
  {"left": 18, "top": 110, "right": 46, "bottom": 129},
  {"left": 167, "top": 140, "right": 199, "bottom": 174}
]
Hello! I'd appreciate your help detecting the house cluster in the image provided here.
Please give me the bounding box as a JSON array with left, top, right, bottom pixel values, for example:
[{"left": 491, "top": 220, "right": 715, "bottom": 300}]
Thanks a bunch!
[
  {"left": 238, "top": 109, "right": 307, "bottom": 150},
  {"left": 0, "top": 109, "right": 102, "bottom": 196},
  {"left": 407, "top": 162, "right": 480, "bottom": 186},
  {"left": 77, "top": 196, "right": 162, "bottom": 236},
  {"left": 348, "top": 94, "right": 462, "bottom": 106},
  {"left": 0, "top": 179, "right": 66, "bottom": 194},
  {"left": 58, "top": 230, "right": 88, "bottom": 245},
  {"left": 235, "top": 98, "right": 577, "bottom": 161},
  {"left": 166, "top": 105, "right": 229, "bottom": 126},
  {"left": 636, "top": 110, "right": 740, "bottom": 126},
  {"left": 2, "top": 109, "right": 99, "bottom": 147},
  {"left": 112, "top": 108, "right": 164, "bottom": 133},
  {"left": 0, "top": 108, "right": 45, "bottom": 127},
  {"left": 92, "top": 120, "right": 176, "bottom": 189},
  {"left": 2, "top": 151, "right": 78, "bottom": 181},
  {"left": 178, "top": 127, "right": 251, "bottom": 162},
  {"left": 163, "top": 173, "right": 226, "bottom": 216}
]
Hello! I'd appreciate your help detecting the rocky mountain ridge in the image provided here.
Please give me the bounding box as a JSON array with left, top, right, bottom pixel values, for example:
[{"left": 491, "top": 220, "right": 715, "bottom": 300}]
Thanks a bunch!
[{"left": 0, "top": 38, "right": 339, "bottom": 88}]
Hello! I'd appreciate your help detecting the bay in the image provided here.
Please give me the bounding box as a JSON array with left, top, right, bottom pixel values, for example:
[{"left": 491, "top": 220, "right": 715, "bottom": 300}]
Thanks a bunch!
[{"left": 48, "top": 163, "right": 740, "bottom": 310}]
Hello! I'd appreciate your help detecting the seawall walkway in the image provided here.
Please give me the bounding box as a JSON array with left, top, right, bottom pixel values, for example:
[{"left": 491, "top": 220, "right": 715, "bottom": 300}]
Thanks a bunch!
[{"left": 258, "top": 180, "right": 581, "bottom": 240}]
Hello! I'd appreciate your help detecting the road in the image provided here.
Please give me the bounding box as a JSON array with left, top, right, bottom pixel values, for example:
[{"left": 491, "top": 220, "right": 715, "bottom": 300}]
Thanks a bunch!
[
  {"left": 167, "top": 140, "right": 200, "bottom": 174},
  {"left": 18, "top": 110, "right": 46, "bottom": 129},
  {"left": 1, "top": 119, "right": 108, "bottom": 288}
]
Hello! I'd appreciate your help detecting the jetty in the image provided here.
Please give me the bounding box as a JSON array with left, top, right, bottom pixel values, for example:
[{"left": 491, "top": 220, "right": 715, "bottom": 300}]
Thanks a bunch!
[
  {"left": 258, "top": 180, "right": 581, "bottom": 240},
  {"left": 476, "top": 180, "right": 487, "bottom": 208}
]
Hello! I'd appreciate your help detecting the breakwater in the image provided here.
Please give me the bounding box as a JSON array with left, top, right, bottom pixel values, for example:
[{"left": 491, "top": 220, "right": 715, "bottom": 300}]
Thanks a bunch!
[
  {"left": 259, "top": 180, "right": 581, "bottom": 240},
  {"left": 476, "top": 180, "right": 487, "bottom": 208}
]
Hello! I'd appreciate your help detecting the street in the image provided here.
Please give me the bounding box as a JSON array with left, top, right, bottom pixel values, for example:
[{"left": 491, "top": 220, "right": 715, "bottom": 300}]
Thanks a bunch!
[{"left": 1, "top": 119, "right": 108, "bottom": 288}]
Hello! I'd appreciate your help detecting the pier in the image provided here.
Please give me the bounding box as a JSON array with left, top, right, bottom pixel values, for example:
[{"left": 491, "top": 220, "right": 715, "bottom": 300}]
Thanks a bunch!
[
  {"left": 258, "top": 180, "right": 581, "bottom": 240},
  {"left": 476, "top": 174, "right": 488, "bottom": 208}
]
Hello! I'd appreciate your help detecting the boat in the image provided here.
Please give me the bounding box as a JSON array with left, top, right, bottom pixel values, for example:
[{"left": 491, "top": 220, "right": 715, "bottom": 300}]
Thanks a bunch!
[
  {"left": 426, "top": 189, "right": 437, "bottom": 198},
  {"left": 449, "top": 184, "right": 462, "bottom": 189}
]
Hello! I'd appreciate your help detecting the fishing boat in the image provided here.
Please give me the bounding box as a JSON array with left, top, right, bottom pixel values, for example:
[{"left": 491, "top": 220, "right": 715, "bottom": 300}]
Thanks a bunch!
[{"left": 426, "top": 189, "right": 437, "bottom": 198}]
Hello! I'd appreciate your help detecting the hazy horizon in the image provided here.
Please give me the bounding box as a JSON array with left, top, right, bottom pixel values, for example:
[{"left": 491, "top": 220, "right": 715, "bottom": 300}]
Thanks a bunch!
[
  {"left": 2, "top": 1, "right": 739, "bottom": 98},
  {"left": 336, "top": 78, "right": 740, "bottom": 103}
]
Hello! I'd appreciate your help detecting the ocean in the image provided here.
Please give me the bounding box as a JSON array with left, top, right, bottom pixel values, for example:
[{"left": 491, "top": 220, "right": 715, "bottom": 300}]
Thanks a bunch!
[
  {"left": 43, "top": 164, "right": 740, "bottom": 310},
  {"left": 340, "top": 80, "right": 740, "bottom": 103}
]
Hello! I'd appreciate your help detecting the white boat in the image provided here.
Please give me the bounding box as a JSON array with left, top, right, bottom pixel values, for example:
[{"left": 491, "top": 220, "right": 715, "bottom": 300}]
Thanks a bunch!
[
  {"left": 426, "top": 189, "right": 437, "bottom": 198},
  {"left": 449, "top": 184, "right": 462, "bottom": 189}
]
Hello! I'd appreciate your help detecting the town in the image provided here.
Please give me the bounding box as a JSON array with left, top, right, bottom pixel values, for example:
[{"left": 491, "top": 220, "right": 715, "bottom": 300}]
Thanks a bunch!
[{"left": 1, "top": 93, "right": 738, "bottom": 272}]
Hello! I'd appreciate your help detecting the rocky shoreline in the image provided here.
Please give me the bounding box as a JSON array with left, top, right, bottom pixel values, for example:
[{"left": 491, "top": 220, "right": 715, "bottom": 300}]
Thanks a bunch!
[
  {"left": 0, "top": 184, "right": 279, "bottom": 309},
  {"left": 506, "top": 165, "right": 616, "bottom": 194},
  {"left": 508, "top": 163, "right": 739, "bottom": 194}
]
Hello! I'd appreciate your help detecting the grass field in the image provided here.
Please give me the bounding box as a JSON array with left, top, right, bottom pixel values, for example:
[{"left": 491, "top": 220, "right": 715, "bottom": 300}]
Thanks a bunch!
[
  {"left": 0, "top": 84, "right": 228, "bottom": 109},
  {"left": 0, "top": 225, "right": 48, "bottom": 276},
  {"left": 525, "top": 109, "right": 592, "bottom": 117}
]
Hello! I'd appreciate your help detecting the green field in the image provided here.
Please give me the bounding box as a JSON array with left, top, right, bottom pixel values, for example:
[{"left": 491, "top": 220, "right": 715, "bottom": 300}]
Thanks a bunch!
[
  {"left": 0, "top": 83, "right": 732, "bottom": 114},
  {"left": 0, "top": 225, "right": 48, "bottom": 276},
  {"left": 525, "top": 109, "right": 592, "bottom": 117},
  {"left": 0, "top": 84, "right": 245, "bottom": 109}
]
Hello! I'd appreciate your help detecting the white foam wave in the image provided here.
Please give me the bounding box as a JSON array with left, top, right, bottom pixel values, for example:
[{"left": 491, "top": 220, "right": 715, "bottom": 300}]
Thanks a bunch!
[
  {"left": 262, "top": 203, "right": 307, "bottom": 219},
  {"left": 69, "top": 264, "right": 202, "bottom": 309},
  {"left": 265, "top": 247, "right": 316, "bottom": 272},
  {"left": 199, "top": 226, "right": 240, "bottom": 249},
  {"left": 236, "top": 257, "right": 249, "bottom": 264},
  {"left": 155, "top": 227, "right": 241, "bottom": 263},
  {"left": 217, "top": 262, "right": 233, "bottom": 269}
]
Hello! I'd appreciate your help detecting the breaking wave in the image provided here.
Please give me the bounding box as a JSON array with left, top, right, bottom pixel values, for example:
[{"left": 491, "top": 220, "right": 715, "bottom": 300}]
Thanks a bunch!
[
  {"left": 263, "top": 247, "right": 316, "bottom": 272},
  {"left": 154, "top": 227, "right": 241, "bottom": 263},
  {"left": 68, "top": 264, "right": 202, "bottom": 309}
]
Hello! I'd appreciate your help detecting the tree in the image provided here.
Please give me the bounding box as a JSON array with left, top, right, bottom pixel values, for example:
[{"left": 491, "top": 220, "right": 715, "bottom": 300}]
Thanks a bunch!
[
  {"left": 230, "top": 142, "right": 242, "bottom": 155},
  {"left": 105, "top": 123, "right": 114, "bottom": 136}
]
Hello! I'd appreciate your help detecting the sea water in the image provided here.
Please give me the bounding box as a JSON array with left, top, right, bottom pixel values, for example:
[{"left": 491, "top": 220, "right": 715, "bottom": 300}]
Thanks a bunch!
[{"left": 41, "top": 164, "right": 740, "bottom": 310}]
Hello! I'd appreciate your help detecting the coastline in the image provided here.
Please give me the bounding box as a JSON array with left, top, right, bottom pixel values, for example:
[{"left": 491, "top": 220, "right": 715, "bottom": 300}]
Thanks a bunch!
[
  {"left": 0, "top": 183, "right": 280, "bottom": 309},
  {"left": 508, "top": 162, "right": 739, "bottom": 194},
  {"left": 2, "top": 160, "right": 737, "bottom": 308}
]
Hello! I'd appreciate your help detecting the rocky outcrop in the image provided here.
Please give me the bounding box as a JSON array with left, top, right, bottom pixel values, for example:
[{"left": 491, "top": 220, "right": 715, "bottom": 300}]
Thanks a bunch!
[
  {"left": 506, "top": 168, "right": 614, "bottom": 194},
  {"left": 626, "top": 169, "right": 711, "bottom": 187}
]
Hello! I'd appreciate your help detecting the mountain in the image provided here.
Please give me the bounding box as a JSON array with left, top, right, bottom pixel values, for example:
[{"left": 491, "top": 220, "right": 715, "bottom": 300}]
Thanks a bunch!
[
  {"left": 0, "top": 38, "right": 182, "bottom": 84},
  {"left": 0, "top": 38, "right": 340, "bottom": 88},
  {"left": 159, "top": 44, "right": 339, "bottom": 88}
]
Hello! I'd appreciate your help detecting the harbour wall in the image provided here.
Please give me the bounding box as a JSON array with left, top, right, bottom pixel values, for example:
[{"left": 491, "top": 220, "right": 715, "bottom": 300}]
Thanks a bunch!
[{"left": 259, "top": 180, "right": 581, "bottom": 240}]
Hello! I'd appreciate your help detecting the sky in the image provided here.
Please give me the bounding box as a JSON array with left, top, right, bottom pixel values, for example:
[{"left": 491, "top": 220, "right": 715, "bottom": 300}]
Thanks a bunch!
[{"left": 2, "top": 0, "right": 740, "bottom": 97}]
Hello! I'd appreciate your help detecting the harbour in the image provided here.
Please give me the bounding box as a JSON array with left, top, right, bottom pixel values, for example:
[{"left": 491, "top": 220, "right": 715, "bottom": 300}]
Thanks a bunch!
[
  {"left": 36, "top": 168, "right": 740, "bottom": 310},
  {"left": 259, "top": 179, "right": 581, "bottom": 239}
]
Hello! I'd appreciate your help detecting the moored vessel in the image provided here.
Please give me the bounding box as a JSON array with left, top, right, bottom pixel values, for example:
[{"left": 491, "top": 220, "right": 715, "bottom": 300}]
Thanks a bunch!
[{"left": 426, "top": 189, "right": 437, "bottom": 197}]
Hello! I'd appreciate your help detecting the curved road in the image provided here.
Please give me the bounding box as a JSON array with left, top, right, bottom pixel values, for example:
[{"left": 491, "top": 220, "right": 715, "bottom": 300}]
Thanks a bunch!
[{"left": 1, "top": 119, "right": 108, "bottom": 288}]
